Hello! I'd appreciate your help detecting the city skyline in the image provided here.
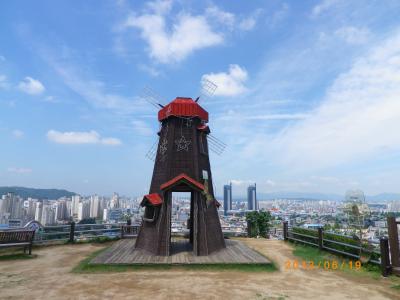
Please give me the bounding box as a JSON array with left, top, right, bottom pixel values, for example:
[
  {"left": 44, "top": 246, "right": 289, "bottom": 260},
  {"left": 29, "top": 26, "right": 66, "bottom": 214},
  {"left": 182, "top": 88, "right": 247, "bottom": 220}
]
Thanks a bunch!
[{"left": 2, "top": 1, "right": 400, "bottom": 195}]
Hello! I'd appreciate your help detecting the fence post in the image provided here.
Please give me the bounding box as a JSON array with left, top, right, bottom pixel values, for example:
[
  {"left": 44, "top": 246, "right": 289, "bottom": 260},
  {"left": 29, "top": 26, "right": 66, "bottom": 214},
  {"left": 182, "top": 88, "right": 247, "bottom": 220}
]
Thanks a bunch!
[
  {"left": 387, "top": 216, "right": 400, "bottom": 268},
  {"left": 69, "top": 221, "right": 75, "bottom": 243},
  {"left": 318, "top": 227, "right": 323, "bottom": 250},
  {"left": 121, "top": 225, "right": 124, "bottom": 239},
  {"left": 380, "top": 236, "right": 391, "bottom": 277},
  {"left": 283, "top": 221, "right": 288, "bottom": 241}
]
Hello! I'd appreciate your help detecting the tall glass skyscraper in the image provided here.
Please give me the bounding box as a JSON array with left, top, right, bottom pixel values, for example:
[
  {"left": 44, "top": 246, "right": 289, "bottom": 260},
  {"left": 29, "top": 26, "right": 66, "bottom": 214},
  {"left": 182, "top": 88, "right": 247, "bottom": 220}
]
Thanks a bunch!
[
  {"left": 247, "top": 183, "right": 257, "bottom": 211},
  {"left": 223, "top": 183, "right": 232, "bottom": 216}
]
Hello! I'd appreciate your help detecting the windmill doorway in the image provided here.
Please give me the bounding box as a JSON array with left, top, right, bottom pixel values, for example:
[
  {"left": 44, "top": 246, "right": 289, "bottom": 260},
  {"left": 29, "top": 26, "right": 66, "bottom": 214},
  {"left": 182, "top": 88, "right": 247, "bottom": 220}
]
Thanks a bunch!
[{"left": 170, "top": 192, "right": 193, "bottom": 254}]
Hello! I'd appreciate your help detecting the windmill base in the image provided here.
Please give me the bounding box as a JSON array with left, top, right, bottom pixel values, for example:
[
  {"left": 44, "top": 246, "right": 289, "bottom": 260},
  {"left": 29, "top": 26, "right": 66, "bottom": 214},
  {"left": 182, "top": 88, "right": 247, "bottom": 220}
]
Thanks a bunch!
[{"left": 90, "top": 238, "right": 271, "bottom": 265}]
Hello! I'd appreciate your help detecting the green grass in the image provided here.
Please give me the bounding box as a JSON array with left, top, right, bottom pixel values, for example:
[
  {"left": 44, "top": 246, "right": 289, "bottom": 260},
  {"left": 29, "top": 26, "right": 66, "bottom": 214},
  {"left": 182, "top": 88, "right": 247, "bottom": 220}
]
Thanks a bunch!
[
  {"left": 72, "top": 247, "right": 277, "bottom": 273},
  {"left": 391, "top": 284, "right": 400, "bottom": 290},
  {"left": 290, "top": 242, "right": 382, "bottom": 278},
  {"left": 67, "top": 236, "right": 120, "bottom": 245},
  {"left": 0, "top": 253, "right": 37, "bottom": 261},
  {"left": 255, "top": 292, "right": 289, "bottom": 300}
]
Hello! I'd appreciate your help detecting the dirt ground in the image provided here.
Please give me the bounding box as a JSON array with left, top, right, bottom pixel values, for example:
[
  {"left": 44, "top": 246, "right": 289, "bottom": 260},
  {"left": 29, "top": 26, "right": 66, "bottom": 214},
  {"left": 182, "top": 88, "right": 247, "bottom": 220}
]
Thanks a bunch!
[{"left": 0, "top": 239, "right": 399, "bottom": 300}]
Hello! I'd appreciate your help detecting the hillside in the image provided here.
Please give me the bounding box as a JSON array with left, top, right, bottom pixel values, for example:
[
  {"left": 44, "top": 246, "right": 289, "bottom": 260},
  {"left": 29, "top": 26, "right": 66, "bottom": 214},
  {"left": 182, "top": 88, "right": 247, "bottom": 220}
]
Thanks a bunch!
[{"left": 0, "top": 186, "right": 76, "bottom": 199}]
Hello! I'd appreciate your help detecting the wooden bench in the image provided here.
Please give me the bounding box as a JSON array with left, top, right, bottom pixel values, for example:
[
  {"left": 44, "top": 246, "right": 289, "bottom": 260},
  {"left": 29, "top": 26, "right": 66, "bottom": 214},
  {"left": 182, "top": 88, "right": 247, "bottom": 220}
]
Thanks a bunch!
[{"left": 0, "top": 230, "right": 35, "bottom": 255}]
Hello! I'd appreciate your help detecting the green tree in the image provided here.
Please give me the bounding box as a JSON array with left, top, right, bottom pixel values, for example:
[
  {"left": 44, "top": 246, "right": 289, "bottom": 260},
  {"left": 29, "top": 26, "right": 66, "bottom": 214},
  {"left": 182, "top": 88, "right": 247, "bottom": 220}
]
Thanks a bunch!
[
  {"left": 246, "top": 211, "right": 259, "bottom": 237},
  {"left": 78, "top": 218, "right": 96, "bottom": 224},
  {"left": 257, "top": 211, "right": 272, "bottom": 238},
  {"left": 246, "top": 211, "right": 272, "bottom": 238}
]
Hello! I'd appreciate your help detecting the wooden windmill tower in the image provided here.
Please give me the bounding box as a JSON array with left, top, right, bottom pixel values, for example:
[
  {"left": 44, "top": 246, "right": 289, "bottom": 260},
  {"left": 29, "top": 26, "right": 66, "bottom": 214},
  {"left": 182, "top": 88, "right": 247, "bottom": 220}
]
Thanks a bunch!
[{"left": 135, "top": 81, "right": 226, "bottom": 256}]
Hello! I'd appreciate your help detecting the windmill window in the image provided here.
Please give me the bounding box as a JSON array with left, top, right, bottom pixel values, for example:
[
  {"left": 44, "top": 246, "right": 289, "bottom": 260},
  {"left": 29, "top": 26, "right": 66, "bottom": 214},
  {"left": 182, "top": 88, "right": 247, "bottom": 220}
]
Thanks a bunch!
[
  {"left": 143, "top": 206, "right": 156, "bottom": 222},
  {"left": 199, "top": 133, "right": 208, "bottom": 155}
]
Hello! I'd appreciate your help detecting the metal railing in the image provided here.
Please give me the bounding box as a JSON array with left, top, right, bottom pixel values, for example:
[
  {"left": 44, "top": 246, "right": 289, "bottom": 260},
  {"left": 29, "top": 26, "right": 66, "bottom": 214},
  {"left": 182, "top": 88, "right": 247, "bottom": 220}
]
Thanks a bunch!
[{"left": 31, "top": 222, "right": 140, "bottom": 244}]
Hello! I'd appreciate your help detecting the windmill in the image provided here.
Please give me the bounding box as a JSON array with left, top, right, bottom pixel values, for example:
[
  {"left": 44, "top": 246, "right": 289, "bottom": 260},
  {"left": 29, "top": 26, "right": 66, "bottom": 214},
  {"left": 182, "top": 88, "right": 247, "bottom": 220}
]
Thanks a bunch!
[
  {"left": 141, "top": 79, "right": 226, "bottom": 161},
  {"left": 135, "top": 79, "right": 226, "bottom": 256}
]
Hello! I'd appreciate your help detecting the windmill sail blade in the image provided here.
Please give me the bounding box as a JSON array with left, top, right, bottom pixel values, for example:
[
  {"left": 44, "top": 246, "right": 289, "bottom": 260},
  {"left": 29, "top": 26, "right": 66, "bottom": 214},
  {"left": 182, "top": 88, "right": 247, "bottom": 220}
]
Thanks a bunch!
[
  {"left": 199, "top": 78, "right": 217, "bottom": 101},
  {"left": 207, "top": 134, "right": 226, "bottom": 155},
  {"left": 145, "top": 139, "right": 159, "bottom": 161},
  {"left": 209, "top": 144, "right": 224, "bottom": 155},
  {"left": 208, "top": 142, "right": 225, "bottom": 155},
  {"left": 208, "top": 134, "right": 227, "bottom": 148},
  {"left": 140, "top": 86, "right": 165, "bottom": 108}
]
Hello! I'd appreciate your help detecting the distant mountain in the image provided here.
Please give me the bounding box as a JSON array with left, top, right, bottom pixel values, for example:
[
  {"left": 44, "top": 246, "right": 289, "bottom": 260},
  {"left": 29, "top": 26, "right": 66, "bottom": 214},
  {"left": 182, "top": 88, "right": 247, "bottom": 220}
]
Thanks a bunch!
[
  {"left": 0, "top": 186, "right": 76, "bottom": 200},
  {"left": 219, "top": 192, "right": 400, "bottom": 202},
  {"left": 366, "top": 193, "right": 400, "bottom": 202},
  {"left": 257, "top": 192, "right": 343, "bottom": 201}
]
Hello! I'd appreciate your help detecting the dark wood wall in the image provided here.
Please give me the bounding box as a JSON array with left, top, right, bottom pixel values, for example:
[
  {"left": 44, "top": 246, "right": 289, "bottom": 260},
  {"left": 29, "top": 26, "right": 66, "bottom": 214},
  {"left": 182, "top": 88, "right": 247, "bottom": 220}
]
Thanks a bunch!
[{"left": 135, "top": 116, "right": 225, "bottom": 256}]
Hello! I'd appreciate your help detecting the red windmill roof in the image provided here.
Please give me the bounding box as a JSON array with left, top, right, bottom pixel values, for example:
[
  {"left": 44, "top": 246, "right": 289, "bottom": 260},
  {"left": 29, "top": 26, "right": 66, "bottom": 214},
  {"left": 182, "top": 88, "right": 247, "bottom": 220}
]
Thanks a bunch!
[
  {"left": 160, "top": 173, "right": 205, "bottom": 191},
  {"left": 158, "top": 97, "right": 209, "bottom": 122},
  {"left": 141, "top": 193, "right": 163, "bottom": 206}
]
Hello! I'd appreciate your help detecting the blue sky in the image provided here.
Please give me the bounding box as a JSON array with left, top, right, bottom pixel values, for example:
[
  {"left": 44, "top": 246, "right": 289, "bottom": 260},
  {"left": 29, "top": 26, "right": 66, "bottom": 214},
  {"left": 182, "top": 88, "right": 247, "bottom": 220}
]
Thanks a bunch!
[{"left": 1, "top": 0, "right": 400, "bottom": 197}]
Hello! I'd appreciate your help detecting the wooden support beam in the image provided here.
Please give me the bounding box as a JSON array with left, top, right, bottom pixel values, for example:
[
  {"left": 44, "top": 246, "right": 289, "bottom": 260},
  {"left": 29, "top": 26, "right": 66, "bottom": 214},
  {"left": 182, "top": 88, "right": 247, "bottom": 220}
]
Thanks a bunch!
[
  {"left": 387, "top": 216, "right": 400, "bottom": 268},
  {"left": 380, "top": 236, "right": 392, "bottom": 277}
]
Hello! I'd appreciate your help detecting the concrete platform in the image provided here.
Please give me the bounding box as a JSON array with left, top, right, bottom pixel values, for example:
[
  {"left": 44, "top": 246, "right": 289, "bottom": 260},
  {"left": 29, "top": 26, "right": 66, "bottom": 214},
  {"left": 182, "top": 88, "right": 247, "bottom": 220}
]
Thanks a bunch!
[{"left": 90, "top": 238, "right": 271, "bottom": 265}]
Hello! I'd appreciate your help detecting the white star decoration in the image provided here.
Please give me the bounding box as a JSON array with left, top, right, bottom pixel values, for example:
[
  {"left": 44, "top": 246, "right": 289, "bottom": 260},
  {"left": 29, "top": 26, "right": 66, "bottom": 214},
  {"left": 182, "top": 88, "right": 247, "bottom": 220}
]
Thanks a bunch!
[
  {"left": 175, "top": 135, "right": 191, "bottom": 152},
  {"left": 159, "top": 138, "right": 168, "bottom": 155}
]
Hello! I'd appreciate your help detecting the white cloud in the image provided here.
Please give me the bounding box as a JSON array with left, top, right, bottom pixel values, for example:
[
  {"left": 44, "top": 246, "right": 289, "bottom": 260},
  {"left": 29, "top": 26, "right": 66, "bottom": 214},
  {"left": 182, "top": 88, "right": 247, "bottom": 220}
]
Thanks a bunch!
[
  {"left": 206, "top": 5, "right": 235, "bottom": 30},
  {"left": 230, "top": 179, "right": 255, "bottom": 186},
  {"left": 241, "top": 7, "right": 266, "bottom": 31},
  {"left": 124, "top": 11, "right": 223, "bottom": 64},
  {"left": 8, "top": 167, "right": 32, "bottom": 174},
  {"left": 48, "top": 61, "right": 142, "bottom": 113},
  {"left": 42, "top": 95, "right": 60, "bottom": 103},
  {"left": 146, "top": 0, "right": 173, "bottom": 15},
  {"left": 138, "top": 64, "right": 161, "bottom": 77},
  {"left": 100, "top": 137, "right": 122, "bottom": 146},
  {"left": 202, "top": 64, "right": 248, "bottom": 96},
  {"left": 220, "top": 113, "right": 309, "bottom": 121},
  {"left": 312, "top": 0, "right": 340, "bottom": 16},
  {"left": 12, "top": 129, "right": 24, "bottom": 138},
  {"left": 246, "top": 113, "right": 309, "bottom": 120},
  {"left": 132, "top": 120, "right": 153, "bottom": 136},
  {"left": 265, "top": 179, "right": 276, "bottom": 187},
  {"left": 335, "top": 26, "right": 370, "bottom": 44},
  {"left": 18, "top": 76, "right": 45, "bottom": 95},
  {"left": 0, "top": 74, "right": 8, "bottom": 89},
  {"left": 239, "top": 16, "right": 257, "bottom": 31},
  {"left": 47, "top": 130, "right": 122, "bottom": 146},
  {"left": 118, "top": 2, "right": 261, "bottom": 63},
  {"left": 267, "top": 30, "right": 400, "bottom": 170}
]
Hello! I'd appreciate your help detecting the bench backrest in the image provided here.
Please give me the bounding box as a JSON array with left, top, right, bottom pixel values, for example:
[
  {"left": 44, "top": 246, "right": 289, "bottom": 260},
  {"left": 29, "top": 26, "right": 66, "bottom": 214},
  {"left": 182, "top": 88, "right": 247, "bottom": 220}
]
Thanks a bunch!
[{"left": 0, "top": 230, "right": 35, "bottom": 244}]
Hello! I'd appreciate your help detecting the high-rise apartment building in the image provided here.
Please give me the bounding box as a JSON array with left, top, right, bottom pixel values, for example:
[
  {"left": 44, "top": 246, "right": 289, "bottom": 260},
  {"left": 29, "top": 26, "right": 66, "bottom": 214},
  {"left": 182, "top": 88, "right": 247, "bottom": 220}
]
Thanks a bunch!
[
  {"left": 223, "top": 182, "right": 232, "bottom": 216},
  {"left": 41, "top": 204, "right": 55, "bottom": 225},
  {"left": 90, "top": 195, "right": 100, "bottom": 218},
  {"left": 78, "top": 201, "right": 90, "bottom": 221},
  {"left": 71, "top": 195, "right": 81, "bottom": 218},
  {"left": 55, "top": 200, "right": 69, "bottom": 221},
  {"left": 110, "top": 192, "right": 120, "bottom": 209},
  {"left": 247, "top": 183, "right": 257, "bottom": 211},
  {"left": 35, "top": 202, "right": 43, "bottom": 222},
  {"left": 26, "top": 198, "right": 37, "bottom": 219}
]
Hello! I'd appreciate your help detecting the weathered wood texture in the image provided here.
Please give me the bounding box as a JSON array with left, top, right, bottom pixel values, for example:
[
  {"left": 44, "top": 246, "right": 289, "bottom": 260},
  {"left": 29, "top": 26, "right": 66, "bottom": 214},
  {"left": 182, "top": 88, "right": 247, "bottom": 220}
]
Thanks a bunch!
[
  {"left": 135, "top": 112, "right": 225, "bottom": 256},
  {"left": 91, "top": 239, "right": 270, "bottom": 265},
  {"left": 0, "top": 230, "right": 35, "bottom": 254}
]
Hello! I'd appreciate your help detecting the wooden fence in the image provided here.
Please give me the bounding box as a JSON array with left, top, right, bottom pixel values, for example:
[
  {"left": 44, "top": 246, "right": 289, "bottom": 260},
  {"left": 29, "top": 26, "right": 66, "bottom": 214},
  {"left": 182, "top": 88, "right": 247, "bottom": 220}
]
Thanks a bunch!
[{"left": 282, "top": 221, "right": 394, "bottom": 277}]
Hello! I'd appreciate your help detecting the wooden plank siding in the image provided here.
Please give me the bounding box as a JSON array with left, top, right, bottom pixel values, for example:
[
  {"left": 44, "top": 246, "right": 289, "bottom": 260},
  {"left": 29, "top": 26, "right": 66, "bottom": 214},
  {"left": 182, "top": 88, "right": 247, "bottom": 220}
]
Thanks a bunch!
[{"left": 90, "top": 238, "right": 270, "bottom": 265}]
